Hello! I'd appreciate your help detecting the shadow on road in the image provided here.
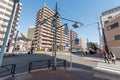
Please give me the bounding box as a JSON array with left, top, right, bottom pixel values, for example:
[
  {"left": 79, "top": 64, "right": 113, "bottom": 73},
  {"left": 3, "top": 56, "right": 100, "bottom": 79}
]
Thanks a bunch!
[{"left": 1, "top": 53, "right": 120, "bottom": 79}]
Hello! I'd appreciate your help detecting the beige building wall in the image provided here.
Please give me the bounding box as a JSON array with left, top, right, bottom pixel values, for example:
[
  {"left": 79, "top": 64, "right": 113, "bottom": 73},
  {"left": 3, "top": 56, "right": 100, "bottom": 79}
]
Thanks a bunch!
[
  {"left": 104, "top": 16, "right": 120, "bottom": 58},
  {"left": 101, "top": 6, "right": 120, "bottom": 28},
  {"left": 79, "top": 38, "right": 87, "bottom": 51},
  {"left": 27, "top": 27, "right": 35, "bottom": 40}
]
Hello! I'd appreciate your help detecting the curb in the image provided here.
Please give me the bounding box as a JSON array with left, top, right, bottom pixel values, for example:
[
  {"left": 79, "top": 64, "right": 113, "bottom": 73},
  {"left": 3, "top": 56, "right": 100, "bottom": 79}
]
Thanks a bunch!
[{"left": 0, "top": 72, "right": 31, "bottom": 80}]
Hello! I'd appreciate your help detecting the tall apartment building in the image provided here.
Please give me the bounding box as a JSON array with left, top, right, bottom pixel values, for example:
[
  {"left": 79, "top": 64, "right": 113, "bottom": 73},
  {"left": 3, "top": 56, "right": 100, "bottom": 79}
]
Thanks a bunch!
[
  {"left": 33, "top": 6, "right": 70, "bottom": 51},
  {"left": 27, "top": 27, "right": 35, "bottom": 40},
  {"left": 0, "top": 0, "right": 22, "bottom": 52},
  {"left": 101, "top": 6, "right": 120, "bottom": 58}
]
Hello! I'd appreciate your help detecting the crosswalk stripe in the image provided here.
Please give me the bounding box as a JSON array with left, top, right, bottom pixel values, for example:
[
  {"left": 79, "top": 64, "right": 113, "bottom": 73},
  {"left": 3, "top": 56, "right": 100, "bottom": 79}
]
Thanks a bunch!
[
  {"left": 96, "top": 62, "right": 120, "bottom": 74},
  {"left": 84, "top": 57, "right": 104, "bottom": 62}
]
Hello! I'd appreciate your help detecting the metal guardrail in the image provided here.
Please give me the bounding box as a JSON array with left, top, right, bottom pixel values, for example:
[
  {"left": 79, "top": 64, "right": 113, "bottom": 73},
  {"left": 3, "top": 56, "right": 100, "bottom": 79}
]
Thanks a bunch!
[
  {"left": 28, "top": 60, "right": 51, "bottom": 73},
  {"left": 56, "top": 59, "right": 67, "bottom": 69},
  {"left": 0, "top": 64, "right": 16, "bottom": 77},
  {"left": 28, "top": 59, "right": 67, "bottom": 73}
]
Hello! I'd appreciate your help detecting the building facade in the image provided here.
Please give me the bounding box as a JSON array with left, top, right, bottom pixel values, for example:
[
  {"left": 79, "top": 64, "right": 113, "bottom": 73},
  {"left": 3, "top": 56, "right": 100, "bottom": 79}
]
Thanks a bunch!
[
  {"left": 79, "top": 38, "right": 87, "bottom": 51},
  {"left": 70, "top": 30, "right": 78, "bottom": 51},
  {"left": 16, "top": 37, "right": 32, "bottom": 52},
  {"left": 101, "top": 6, "right": 120, "bottom": 58},
  {"left": 104, "top": 16, "right": 120, "bottom": 58},
  {"left": 27, "top": 27, "right": 35, "bottom": 40},
  {"left": 101, "top": 6, "right": 120, "bottom": 27},
  {"left": 0, "top": 0, "right": 22, "bottom": 53},
  {"left": 33, "top": 6, "right": 70, "bottom": 52}
]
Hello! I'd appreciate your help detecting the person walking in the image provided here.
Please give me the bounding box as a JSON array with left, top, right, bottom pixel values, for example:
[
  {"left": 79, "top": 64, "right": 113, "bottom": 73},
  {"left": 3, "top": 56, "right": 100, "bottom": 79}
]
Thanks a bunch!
[
  {"left": 103, "top": 50, "right": 110, "bottom": 64},
  {"left": 100, "top": 49, "right": 104, "bottom": 58},
  {"left": 111, "top": 52, "right": 116, "bottom": 64}
]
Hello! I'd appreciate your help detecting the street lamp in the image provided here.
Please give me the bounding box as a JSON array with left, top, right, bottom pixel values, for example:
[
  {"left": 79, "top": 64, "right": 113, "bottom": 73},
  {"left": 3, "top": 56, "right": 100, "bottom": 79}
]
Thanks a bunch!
[{"left": 0, "top": 0, "right": 19, "bottom": 66}]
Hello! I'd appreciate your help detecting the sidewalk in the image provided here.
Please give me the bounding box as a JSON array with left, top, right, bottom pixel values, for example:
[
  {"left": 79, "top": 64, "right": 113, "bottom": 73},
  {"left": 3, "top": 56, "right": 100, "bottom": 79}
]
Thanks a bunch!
[{"left": 2, "top": 68, "right": 119, "bottom": 80}]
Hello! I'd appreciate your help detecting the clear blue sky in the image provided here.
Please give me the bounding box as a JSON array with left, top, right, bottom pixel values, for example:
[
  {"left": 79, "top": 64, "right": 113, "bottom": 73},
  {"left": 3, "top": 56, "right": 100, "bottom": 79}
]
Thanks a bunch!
[{"left": 18, "top": 0, "right": 120, "bottom": 43}]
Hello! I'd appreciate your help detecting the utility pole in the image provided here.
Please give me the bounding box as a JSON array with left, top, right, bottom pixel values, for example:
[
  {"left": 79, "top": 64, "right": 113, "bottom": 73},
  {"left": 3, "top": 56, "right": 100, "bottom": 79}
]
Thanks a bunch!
[
  {"left": 52, "top": 3, "right": 59, "bottom": 69},
  {"left": 12, "top": 30, "right": 19, "bottom": 55},
  {"left": 0, "top": 0, "right": 19, "bottom": 66},
  {"left": 97, "top": 22, "right": 102, "bottom": 49},
  {"left": 100, "top": 17, "right": 109, "bottom": 53},
  {"left": 70, "top": 30, "right": 72, "bottom": 69},
  {"left": 39, "top": 2, "right": 83, "bottom": 69}
]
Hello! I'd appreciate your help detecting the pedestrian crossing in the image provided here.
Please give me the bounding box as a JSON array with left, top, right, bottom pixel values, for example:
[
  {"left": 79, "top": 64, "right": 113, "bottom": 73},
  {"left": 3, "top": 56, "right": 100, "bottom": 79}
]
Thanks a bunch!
[
  {"left": 96, "top": 62, "right": 120, "bottom": 74},
  {"left": 84, "top": 57, "right": 104, "bottom": 62}
]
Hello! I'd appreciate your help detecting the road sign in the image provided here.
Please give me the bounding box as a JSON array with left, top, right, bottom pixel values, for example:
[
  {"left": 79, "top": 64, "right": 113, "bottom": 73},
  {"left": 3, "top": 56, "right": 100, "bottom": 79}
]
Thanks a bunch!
[{"left": 74, "top": 38, "right": 79, "bottom": 44}]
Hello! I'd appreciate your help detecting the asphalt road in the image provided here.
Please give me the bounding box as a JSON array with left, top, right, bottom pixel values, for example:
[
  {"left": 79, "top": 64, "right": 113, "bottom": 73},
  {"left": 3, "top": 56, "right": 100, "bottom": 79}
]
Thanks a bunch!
[{"left": 1, "top": 52, "right": 120, "bottom": 80}]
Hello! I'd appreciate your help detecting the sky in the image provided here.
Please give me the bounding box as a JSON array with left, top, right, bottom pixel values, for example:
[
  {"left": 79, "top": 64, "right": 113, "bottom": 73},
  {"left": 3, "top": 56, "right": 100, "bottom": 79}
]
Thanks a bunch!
[{"left": 18, "top": 0, "right": 120, "bottom": 43}]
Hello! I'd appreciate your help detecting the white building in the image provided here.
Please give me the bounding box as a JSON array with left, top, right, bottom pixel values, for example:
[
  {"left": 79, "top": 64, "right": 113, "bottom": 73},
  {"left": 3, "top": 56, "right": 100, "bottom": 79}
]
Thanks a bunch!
[
  {"left": 16, "top": 37, "right": 32, "bottom": 52},
  {"left": 79, "top": 38, "right": 87, "bottom": 51},
  {"left": 0, "top": 0, "right": 22, "bottom": 53}
]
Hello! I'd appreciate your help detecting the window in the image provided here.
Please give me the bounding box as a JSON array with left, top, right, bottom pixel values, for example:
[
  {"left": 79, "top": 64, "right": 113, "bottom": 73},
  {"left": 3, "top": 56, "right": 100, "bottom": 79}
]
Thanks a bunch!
[
  {"left": 108, "top": 16, "right": 112, "bottom": 19},
  {"left": 104, "top": 20, "right": 109, "bottom": 24},
  {"left": 107, "top": 22, "right": 119, "bottom": 30},
  {"left": 115, "top": 35, "right": 120, "bottom": 40}
]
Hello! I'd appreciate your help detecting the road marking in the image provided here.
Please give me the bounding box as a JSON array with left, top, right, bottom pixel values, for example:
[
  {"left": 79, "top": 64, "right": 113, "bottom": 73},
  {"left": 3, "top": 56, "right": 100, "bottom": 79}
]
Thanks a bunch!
[
  {"left": 84, "top": 57, "right": 104, "bottom": 62},
  {"left": 96, "top": 62, "right": 120, "bottom": 74}
]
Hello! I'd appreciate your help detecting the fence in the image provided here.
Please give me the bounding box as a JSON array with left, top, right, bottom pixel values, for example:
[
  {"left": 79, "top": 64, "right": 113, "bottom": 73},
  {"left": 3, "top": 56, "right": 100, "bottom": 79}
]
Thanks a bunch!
[
  {"left": 28, "top": 59, "right": 67, "bottom": 73},
  {"left": 0, "top": 64, "right": 16, "bottom": 78}
]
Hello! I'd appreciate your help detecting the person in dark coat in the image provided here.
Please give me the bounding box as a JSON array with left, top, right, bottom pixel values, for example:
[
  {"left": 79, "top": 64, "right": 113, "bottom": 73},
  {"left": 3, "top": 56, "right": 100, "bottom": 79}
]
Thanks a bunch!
[
  {"left": 30, "top": 47, "right": 34, "bottom": 54},
  {"left": 103, "top": 50, "right": 110, "bottom": 64}
]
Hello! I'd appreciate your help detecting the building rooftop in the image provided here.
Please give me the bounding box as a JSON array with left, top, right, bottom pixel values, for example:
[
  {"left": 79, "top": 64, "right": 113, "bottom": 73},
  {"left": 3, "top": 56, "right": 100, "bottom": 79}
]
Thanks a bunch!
[{"left": 102, "top": 6, "right": 120, "bottom": 16}]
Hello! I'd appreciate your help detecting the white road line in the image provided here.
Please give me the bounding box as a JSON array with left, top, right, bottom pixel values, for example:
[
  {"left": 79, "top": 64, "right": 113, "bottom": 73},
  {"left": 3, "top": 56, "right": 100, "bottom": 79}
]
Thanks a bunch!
[
  {"left": 96, "top": 62, "right": 120, "bottom": 74},
  {"left": 84, "top": 57, "right": 104, "bottom": 62}
]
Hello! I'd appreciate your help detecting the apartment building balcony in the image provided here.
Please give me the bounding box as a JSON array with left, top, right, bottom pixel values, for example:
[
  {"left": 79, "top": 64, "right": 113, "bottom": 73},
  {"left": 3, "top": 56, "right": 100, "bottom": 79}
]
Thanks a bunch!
[
  {"left": 41, "top": 36, "right": 53, "bottom": 41},
  {"left": 0, "top": 8, "right": 11, "bottom": 16},
  {"left": 41, "top": 31, "right": 53, "bottom": 37},
  {"left": 44, "top": 9, "right": 54, "bottom": 16},
  {"left": 0, "top": 14, "right": 10, "bottom": 20},
  {"left": 19, "top": 6, "right": 22, "bottom": 10},
  {"left": 42, "top": 29, "right": 53, "bottom": 35},
  {"left": 41, "top": 45, "right": 51, "bottom": 48},
  {"left": 42, "top": 22, "right": 52, "bottom": 28},
  {"left": 4, "top": 0, "right": 13, "bottom": 6},
  {"left": 34, "top": 32, "right": 39, "bottom": 35},
  {"left": 18, "top": 14, "right": 20, "bottom": 17},
  {"left": 0, "top": 36, "right": 4, "bottom": 40},
  {"left": 0, "top": 20, "right": 8, "bottom": 26},
  {"left": 42, "top": 41, "right": 52, "bottom": 44},
  {"left": 12, "top": 24, "right": 17, "bottom": 30},
  {"left": 0, "top": 2, "right": 13, "bottom": 11}
]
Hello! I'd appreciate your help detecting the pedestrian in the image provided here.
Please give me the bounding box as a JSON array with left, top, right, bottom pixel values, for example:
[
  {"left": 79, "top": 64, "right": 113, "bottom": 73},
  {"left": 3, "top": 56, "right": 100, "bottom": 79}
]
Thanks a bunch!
[
  {"left": 100, "top": 49, "right": 104, "bottom": 58},
  {"left": 103, "top": 50, "right": 110, "bottom": 64},
  {"left": 110, "top": 51, "right": 113, "bottom": 59},
  {"left": 85, "top": 51, "right": 88, "bottom": 55},
  {"left": 111, "top": 52, "right": 116, "bottom": 64},
  {"left": 30, "top": 47, "right": 34, "bottom": 54}
]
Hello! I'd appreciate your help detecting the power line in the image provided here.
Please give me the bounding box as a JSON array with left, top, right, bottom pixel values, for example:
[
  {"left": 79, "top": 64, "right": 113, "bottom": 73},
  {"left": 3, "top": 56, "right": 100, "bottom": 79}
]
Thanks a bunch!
[
  {"left": 82, "top": 22, "right": 97, "bottom": 27},
  {"left": 58, "top": 8, "right": 81, "bottom": 23}
]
